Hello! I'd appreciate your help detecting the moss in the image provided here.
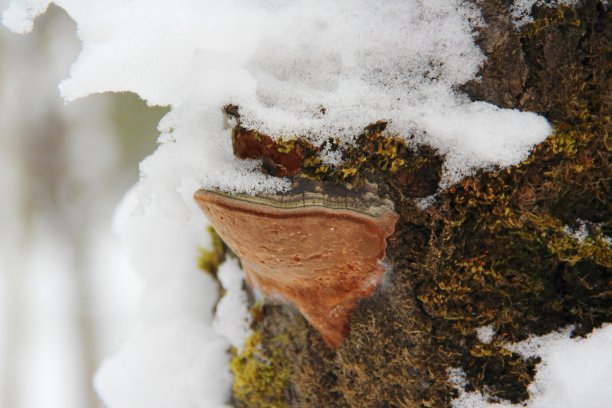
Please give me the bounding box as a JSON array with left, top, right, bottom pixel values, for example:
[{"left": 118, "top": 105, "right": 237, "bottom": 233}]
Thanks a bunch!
[
  {"left": 196, "top": 225, "right": 228, "bottom": 278},
  {"left": 521, "top": 5, "right": 581, "bottom": 38},
  {"left": 225, "top": 118, "right": 609, "bottom": 405},
  {"left": 299, "top": 123, "right": 442, "bottom": 197},
  {"left": 221, "top": 2, "right": 610, "bottom": 406},
  {"left": 225, "top": 121, "right": 609, "bottom": 406},
  {"left": 195, "top": 227, "right": 294, "bottom": 407},
  {"left": 231, "top": 118, "right": 443, "bottom": 197},
  {"left": 411, "top": 107, "right": 610, "bottom": 400},
  {"left": 230, "top": 328, "right": 291, "bottom": 408}
]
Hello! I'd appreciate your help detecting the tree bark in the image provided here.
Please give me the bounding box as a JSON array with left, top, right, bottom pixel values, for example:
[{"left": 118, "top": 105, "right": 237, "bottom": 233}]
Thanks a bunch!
[{"left": 216, "top": 2, "right": 610, "bottom": 407}]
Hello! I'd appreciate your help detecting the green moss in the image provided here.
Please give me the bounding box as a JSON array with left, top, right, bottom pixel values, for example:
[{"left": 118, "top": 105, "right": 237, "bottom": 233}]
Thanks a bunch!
[
  {"left": 412, "top": 111, "right": 610, "bottom": 399},
  {"left": 521, "top": 5, "right": 581, "bottom": 38},
  {"left": 222, "top": 3, "right": 610, "bottom": 405},
  {"left": 275, "top": 137, "right": 298, "bottom": 154},
  {"left": 196, "top": 226, "right": 228, "bottom": 278},
  {"left": 227, "top": 120, "right": 609, "bottom": 406},
  {"left": 226, "top": 118, "right": 609, "bottom": 405},
  {"left": 230, "top": 331, "right": 291, "bottom": 408},
  {"left": 296, "top": 123, "right": 443, "bottom": 198},
  {"left": 196, "top": 229, "right": 294, "bottom": 407}
]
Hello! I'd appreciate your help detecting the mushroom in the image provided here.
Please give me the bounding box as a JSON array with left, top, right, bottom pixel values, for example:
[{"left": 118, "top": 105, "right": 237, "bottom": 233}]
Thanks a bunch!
[{"left": 194, "top": 183, "right": 399, "bottom": 347}]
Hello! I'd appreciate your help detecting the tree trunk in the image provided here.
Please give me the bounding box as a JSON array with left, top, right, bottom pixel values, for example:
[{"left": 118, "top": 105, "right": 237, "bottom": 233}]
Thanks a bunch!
[{"left": 212, "top": 2, "right": 610, "bottom": 406}]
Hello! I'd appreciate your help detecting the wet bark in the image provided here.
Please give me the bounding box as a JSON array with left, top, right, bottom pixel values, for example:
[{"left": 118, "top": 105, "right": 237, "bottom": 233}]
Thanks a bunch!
[{"left": 220, "top": 2, "right": 611, "bottom": 407}]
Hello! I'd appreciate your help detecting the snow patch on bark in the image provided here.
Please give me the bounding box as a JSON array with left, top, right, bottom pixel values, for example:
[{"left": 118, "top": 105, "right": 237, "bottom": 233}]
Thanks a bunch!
[
  {"left": 452, "top": 325, "right": 612, "bottom": 408},
  {"left": 510, "top": 0, "right": 581, "bottom": 27},
  {"left": 213, "top": 258, "right": 252, "bottom": 353}
]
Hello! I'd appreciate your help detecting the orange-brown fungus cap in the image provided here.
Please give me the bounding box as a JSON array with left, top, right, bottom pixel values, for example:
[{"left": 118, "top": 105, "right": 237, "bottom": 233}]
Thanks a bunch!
[{"left": 194, "top": 185, "right": 399, "bottom": 347}]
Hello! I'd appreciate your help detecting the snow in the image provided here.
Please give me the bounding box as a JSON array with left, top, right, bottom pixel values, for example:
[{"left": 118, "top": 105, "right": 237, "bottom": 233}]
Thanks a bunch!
[
  {"left": 213, "top": 259, "right": 252, "bottom": 353},
  {"left": 1, "top": 0, "right": 47, "bottom": 33},
  {"left": 476, "top": 325, "right": 495, "bottom": 344},
  {"left": 453, "top": 325, "right": 612, "bottom": 408},
  {"left": 3, "top": 0, "right": 551, "bottom": 221},
  {"left": 94, "top": 186, "right": 233, "bottom": 408},
  {"left": 135, "top": 106, "right": 289, "bottom": 223},
  {"left": 563, "top": 220, "right": 590, "bottom": 242},
  {"left": 563, "top": 219, "right": 611, "bottom": 246},
  {"left": 510, "top": 0, "right": 581, "bottom": 28}
]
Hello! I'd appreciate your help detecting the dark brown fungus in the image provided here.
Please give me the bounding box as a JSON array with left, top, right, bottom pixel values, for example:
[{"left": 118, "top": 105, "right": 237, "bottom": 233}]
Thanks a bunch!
[{"left": 194, "top": 185, "right": 399, "bottom": 347}]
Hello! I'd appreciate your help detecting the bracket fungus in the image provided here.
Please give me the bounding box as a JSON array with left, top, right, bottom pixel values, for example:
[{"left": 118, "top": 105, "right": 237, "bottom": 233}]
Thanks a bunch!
[{"left": 194, "top": 182, "right": 399, "bottom": 347}]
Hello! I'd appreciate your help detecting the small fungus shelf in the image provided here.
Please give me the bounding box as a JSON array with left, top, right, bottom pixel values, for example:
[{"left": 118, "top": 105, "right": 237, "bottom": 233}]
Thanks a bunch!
[{"left": 194, "top": 185, "right": 399, "bottom": 347}]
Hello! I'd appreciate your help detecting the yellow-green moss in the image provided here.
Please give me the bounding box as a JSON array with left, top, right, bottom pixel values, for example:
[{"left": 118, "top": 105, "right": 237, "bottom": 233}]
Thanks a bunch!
[
  {"left": 521, "top": 5, "right": 581, "bottom": 37},
  {"left": 226, "top": 119, "right": 609, "bottom": 406},
  {"left": 297, "top": 123, "right": 442, "bottom": 198},
  {"left": 196, "top": 226, "right": 227, "bottom": 278},
  {"left": 220, "top": 3, "right": 610, "bottom": 405},
  {"left": 275, "top": 137, "right": 298, "bottom": 153},
  {"left": 230, "top": 331, "right": 291, "bottom": 408}
]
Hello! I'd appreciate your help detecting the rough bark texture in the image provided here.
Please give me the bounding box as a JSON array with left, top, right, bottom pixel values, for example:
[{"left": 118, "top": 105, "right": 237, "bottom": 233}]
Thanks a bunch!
[{"left": 204, "top": 2, "right": 611, "bottom": 407}]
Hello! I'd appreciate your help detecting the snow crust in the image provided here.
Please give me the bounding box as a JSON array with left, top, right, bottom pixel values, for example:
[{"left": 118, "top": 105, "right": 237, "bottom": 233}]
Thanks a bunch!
[
  {"left": 3, "top": 0, "right": 552, "bottom": 221},
  {"left": 453, "top": 325, "right": 612, "bottom": 408}
]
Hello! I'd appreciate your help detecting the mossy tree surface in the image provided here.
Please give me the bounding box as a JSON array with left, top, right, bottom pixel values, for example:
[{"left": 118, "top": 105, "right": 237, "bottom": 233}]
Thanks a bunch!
[{"left": 221, "top": 2, "right": 611, "bottom": 407}]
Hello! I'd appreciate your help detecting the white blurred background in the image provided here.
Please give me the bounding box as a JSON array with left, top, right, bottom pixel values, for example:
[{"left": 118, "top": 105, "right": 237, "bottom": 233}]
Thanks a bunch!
[{"left": 0, "top": 5, "right": 167, "bottom": 407}]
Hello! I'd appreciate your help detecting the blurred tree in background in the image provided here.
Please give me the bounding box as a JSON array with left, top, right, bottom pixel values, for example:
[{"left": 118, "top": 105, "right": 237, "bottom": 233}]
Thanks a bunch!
[{"left": 0, "top": 5, "right": 166, "bottom": 408}]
